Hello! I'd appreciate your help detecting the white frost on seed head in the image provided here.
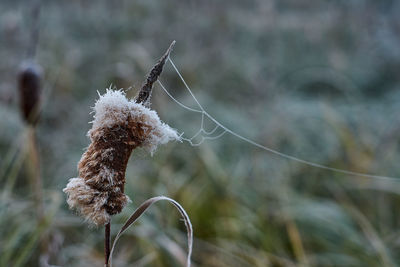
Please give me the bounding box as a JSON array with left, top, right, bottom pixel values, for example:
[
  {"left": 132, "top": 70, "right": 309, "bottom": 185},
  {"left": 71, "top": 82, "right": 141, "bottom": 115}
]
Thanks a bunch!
[
  {"left": 63, "top": 177, "right": 112, "bottom": 225},
  {"left": 91, "top": 89, "right": 131, "bottom": 129},
  {"left": 90, "top": 88, "right": 180, "bottom": 154}
]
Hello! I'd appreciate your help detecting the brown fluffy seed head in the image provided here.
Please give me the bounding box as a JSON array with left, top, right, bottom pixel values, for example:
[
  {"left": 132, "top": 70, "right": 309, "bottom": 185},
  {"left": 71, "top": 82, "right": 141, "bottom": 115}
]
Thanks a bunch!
[
  {"left": 18, "top": 61, "right": 42, "bottom": 125},
  {"left": 63, "top": 89, "right": 180, "bottom": 226}
]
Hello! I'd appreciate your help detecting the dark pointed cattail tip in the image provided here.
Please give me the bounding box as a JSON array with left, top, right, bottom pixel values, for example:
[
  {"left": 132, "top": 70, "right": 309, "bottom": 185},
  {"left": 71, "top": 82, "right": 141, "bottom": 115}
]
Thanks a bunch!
[
  {"left": 17, "top": 61, "right": 42, "bottom": 125},
  {"left": 135, "top": 41, "right": 176, "bottom": 105}
]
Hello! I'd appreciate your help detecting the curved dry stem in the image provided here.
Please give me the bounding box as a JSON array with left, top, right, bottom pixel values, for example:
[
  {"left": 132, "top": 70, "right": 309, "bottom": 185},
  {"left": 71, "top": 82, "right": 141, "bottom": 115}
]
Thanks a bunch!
[{"left": 108, "top": 196, "right": 193, "bottom": 267}]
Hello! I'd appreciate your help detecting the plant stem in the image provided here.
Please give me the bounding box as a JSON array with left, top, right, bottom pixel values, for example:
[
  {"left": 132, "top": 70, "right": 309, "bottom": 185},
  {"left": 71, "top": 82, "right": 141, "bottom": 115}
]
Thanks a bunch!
[
  {"left": 27, "top": 126, "right": 49, "bottom": 267},
  {"left": 105, "top": 222, "right": 111, "bottom": 267},
  {"left": 27, "top": 126, "right": 44, "bottom": 219}
]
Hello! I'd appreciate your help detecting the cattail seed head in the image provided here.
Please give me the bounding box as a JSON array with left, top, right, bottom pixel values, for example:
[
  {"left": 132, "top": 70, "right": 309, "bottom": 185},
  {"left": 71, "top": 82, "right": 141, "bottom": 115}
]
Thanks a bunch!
[
  {"left": 64, "top": 89, "right": 180, "bottom": 226},
  {"left": 17, "top": 61, "right": 42, "bottom": 125}
]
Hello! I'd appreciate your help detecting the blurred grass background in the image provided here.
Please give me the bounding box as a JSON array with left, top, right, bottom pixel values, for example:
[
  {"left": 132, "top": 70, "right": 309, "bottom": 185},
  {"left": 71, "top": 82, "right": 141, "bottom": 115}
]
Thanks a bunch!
[{"left": 1, "top": 0, "right": 400, "bottom": 266}]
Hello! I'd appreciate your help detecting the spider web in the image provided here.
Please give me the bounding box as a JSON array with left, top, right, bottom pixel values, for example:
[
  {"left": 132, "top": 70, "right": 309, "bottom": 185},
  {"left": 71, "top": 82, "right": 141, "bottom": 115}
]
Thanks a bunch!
[
  {"left": 157, "top": 81, "right": 226, "bottom": 147},
  {"left": 157, "top": 56, "right": 400, "bottom": 183}
]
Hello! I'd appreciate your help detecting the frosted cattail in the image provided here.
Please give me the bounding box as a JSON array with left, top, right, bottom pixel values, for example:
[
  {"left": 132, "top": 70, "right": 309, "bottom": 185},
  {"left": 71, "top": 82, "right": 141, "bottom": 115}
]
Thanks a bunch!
[
  {"left": 63, "top": 89, "right": 180, "bottom": 226},
  {"left": 18, "top": 61, "right": 42, "bottom": 125}
]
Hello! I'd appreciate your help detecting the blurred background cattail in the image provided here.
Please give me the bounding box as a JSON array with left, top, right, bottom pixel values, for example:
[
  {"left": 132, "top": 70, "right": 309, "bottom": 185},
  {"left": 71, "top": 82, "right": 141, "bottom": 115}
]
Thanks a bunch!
[
  {"left": 17, "top": 60, "right": 47, "bottom": 267},
  {"left": 17, "top": 62, "right": 42, "bottom": 125}
]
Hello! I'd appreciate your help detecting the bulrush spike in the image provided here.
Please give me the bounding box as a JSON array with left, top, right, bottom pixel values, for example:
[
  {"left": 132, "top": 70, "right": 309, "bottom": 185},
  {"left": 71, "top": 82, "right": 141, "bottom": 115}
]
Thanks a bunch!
[
  {"left": 135, "top": 41, "right": 175, "bottom": 105},
  {"left": 17, "top": 61, "right": 42, "bottom": 125},
  {"left": 64, "top": 43, "right": 180, "bottom": 227},
  {"left": 63, "top": 42, "right": 183, "bottom": 267}
]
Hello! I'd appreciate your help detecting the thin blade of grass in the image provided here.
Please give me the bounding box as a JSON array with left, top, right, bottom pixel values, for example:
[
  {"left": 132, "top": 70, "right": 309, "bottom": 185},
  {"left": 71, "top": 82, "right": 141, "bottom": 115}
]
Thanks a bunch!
[
  {"left": 12, "top": 192, "right": 61, "bottom": 267},
  {"left": 109, "top": 196, "right": 193, "bottom": 267}
]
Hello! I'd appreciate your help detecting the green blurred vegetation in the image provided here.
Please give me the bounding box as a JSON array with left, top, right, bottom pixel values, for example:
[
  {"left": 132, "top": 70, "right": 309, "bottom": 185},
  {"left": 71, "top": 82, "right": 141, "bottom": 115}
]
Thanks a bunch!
[{"left": 1, "top": 0, "right": 400, "bottom": 266}]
